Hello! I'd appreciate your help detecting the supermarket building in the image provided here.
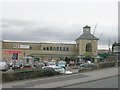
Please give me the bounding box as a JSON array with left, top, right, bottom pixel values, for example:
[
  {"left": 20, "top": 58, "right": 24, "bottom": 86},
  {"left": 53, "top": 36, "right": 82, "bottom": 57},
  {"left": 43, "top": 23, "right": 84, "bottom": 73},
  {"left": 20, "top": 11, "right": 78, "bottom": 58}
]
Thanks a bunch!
[{"left": 1, "top": 25, "right": 99, "bottom": 62}]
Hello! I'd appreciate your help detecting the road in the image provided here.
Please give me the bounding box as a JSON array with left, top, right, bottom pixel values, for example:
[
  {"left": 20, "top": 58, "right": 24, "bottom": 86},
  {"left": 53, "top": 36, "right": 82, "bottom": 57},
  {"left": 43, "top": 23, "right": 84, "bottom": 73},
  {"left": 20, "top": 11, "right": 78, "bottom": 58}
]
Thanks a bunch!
[
  {"left": 63, "top": 76, "right": 118, "bottom": 88},
  {"left": 2, "top": 67, "right": 118, "bottom": 88},
  {"left": 3, "top": 73, "right": 89, "bottom": 88}
]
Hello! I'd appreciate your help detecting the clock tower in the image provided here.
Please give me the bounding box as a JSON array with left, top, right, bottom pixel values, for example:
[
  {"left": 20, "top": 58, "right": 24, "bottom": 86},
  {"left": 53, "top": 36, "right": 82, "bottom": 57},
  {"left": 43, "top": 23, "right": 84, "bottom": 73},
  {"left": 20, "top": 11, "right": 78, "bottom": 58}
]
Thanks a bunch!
[
  {"left": 83, "top": 25, "right": 91, "bottom": 33},
  {"left": 75, "top": 25, "right": 99, "bottom": 62}
]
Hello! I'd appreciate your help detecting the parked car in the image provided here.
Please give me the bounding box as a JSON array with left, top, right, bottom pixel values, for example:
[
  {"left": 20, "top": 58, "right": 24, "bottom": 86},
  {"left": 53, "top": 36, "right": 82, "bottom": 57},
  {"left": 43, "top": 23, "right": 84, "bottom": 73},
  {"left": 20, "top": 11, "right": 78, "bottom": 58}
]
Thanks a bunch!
[
  {"left": 9, "top": 61, "right": 13, "bottom": 67},
  {"left": 43, "top": 61, "right": 50, "bottom": 66},
  {"left": 69, "top": 61, "right": 75, "bottom": 66},
  {"left": 36, "top": 62, "right": 45, "bottom": 68},
  {"left": 0, "top": 60, "right": 9, "bottom": 71},
  {"left": 22, "top": 56, "right": 34, "bottom": 68},
  {"left": 65, "top": 70, "right": 72, "bottom": 74},
  {"left": 12, "top": 62, "right": 22, "bottom": 69},
  {"left": 57, "top": 61, "right": 66, "bottom": 69},
  {"left": 44, "top": 65, "right": 65, "bottom": 74},
  {"left": 79, "top": 63, "right": 96, "bottom": 68},
  {"left": 48, "top": 61, "right": 56, "bottom": 66},
  {"left": 23, "top": 63, "right": 32, "bottom": 68}
]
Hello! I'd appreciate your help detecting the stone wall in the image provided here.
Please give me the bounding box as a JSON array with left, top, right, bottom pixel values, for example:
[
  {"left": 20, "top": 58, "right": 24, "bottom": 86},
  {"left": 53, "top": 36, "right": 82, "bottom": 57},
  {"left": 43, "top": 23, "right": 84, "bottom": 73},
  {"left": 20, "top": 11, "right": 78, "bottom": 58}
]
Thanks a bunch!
[{"left": 76, "top": 39, "right": 98, "bottom": 56}]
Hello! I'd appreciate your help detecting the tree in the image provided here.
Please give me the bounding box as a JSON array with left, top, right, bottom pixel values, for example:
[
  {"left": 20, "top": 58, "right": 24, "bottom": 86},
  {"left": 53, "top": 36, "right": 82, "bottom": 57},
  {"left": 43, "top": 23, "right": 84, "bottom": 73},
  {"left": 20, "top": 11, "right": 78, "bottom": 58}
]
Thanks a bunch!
[
  {"left": 65, "top": 57, "right": 69, "bottom": 64},
  {"left": 84, "top": 52, "right": 93, "bottom": 61}
]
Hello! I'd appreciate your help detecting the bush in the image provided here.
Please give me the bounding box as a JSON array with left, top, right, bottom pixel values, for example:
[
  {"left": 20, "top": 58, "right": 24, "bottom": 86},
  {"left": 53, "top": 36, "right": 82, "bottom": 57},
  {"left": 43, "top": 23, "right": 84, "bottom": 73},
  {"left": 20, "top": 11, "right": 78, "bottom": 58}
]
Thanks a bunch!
[
  {"left": 98, "top": 61, "right": 116, "bottom": 68},
  {"left": 78, "top": 61, "right": 116, "bottom": 73},
  {"left": 78, "top": 63, "right": 98, "bottom": 72},
  {"left": 2, "top": 68, "right": 60, "bottom": 82},
  {"left": 41, "top": 67, "right": 59, "bottom": 76}
]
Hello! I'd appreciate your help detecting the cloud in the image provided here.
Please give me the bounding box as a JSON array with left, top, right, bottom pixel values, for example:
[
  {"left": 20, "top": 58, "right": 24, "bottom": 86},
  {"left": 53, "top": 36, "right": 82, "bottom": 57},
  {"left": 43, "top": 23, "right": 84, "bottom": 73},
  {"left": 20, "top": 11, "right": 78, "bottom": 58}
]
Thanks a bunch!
[
  {"left": 2, "top": 19, "right": 118, "bottom": 46},
  {"left": 1, "top": 19, "right": 80, "bottom": 41}
]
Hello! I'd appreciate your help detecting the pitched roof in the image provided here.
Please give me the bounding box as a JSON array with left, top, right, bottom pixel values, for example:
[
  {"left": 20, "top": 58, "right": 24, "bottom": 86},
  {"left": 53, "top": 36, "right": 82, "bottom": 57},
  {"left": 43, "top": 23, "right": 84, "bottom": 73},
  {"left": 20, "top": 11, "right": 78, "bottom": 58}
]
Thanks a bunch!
[
  {"left": 76, "top": 32, "right": 99, "bottom": 41},
  {"left": 83, "top": 25, "right": 91, "bottom": 28}
]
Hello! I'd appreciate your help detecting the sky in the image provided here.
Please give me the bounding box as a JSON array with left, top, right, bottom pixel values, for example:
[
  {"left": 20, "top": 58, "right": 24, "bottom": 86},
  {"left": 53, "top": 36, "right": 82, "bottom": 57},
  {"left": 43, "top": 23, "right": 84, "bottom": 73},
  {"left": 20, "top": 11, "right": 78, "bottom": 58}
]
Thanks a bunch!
[{"left": 0, "top": 0, "right": 119, "bottom": 49}]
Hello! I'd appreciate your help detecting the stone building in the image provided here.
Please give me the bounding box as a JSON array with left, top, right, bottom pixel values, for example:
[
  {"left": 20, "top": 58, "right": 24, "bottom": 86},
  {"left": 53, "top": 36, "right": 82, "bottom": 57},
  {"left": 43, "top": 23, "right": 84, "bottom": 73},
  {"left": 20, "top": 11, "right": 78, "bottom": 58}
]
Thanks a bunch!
[
  {"left": 1, "top": 25, "right": 99, "bottom": 62},
  {"left": 76, "top": 25, "right": 99, "bottom": 62}
]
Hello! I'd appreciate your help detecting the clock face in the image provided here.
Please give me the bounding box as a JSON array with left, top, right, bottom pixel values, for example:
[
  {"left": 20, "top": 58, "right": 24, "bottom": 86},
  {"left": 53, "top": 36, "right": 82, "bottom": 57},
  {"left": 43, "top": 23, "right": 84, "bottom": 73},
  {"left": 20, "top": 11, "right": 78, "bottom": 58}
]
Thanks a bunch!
[
  {"left": 86, "top": 29, "right": 89, "bottom": 32},
  {"left": 83, "top": 28, "right": 90, "bottom": 33}
]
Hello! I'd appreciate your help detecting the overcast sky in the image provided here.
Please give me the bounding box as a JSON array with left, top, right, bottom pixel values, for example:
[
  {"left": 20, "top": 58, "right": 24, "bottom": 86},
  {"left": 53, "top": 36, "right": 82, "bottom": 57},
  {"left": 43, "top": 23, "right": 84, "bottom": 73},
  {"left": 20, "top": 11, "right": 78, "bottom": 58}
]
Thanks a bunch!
[{"left": 0, "top": 0, "right": 118, "bottom": 49}]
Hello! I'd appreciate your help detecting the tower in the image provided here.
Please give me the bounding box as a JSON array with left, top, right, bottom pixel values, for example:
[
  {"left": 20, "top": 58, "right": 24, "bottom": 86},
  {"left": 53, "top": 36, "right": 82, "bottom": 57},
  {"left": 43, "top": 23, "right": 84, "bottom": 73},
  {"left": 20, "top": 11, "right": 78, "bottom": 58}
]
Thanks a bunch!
[{"left": 75, "top": 25, "right": 99, "bottom": 62}]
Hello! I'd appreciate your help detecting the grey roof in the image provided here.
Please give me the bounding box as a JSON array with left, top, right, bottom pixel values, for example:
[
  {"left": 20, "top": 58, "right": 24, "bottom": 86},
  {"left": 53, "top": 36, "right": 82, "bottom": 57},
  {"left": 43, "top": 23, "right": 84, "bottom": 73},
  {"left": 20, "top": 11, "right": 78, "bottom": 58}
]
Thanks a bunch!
[
  {"left": 83, "top": 25, "right": 91, "bottom": 28},
  {"left": 76, "top": 32, "right": 99, "bottom": 41}
]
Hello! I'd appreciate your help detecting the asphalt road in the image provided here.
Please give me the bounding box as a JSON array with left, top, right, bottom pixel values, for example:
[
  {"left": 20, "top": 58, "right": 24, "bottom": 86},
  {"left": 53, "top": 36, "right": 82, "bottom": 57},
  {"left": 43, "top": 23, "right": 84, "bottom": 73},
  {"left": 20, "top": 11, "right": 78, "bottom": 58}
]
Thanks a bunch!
[
  {"left": 62, "top": 76, "right": 119, "bottom": 88},
  {"left": 4, "top": 73, "right": 89, "bottom": 88}
]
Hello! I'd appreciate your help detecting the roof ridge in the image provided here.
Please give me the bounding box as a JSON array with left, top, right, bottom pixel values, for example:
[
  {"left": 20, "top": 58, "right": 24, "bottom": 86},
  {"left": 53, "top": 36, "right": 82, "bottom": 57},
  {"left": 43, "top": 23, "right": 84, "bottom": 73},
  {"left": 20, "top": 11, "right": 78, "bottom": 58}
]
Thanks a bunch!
[{"left": 76, "top": 32, "right": 99, "bottom": 41}]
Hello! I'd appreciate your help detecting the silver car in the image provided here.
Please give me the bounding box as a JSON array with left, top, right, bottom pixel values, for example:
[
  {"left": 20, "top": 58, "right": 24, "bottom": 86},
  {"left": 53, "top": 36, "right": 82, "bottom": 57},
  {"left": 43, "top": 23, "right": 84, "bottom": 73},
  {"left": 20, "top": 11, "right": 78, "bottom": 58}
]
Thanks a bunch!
[{"left": 0, "top": 60, "right": 9, "bottom": 71}]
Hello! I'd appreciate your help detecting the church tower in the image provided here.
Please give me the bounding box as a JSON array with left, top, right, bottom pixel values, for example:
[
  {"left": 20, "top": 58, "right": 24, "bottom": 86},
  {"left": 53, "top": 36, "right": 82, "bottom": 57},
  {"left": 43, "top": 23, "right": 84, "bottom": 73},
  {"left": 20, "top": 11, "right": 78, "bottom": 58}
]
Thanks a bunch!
[{"left": 75, "top": 25, "right": 99, "bottom": 62}]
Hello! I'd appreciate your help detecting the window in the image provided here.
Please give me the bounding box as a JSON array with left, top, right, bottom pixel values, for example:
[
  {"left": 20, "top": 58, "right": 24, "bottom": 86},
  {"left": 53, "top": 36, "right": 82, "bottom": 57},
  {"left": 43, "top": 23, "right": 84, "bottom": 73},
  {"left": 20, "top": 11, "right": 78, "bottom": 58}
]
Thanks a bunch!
[
  {"left": 66, "top": 47, "right": 69, "bottom": 51},
  {"left": 57, "top": 47, "right": 59, "bottom": 51},
  {"left": 60, "top": 47, "right": 62, "bottom": 51},
  {"left": 53, "top": 47, "right": 56, "bottom": 51},
  {"left": 63, "top": 47, "right": 65, "bottom": 51},
  {"left": 29, "top": 46, "right": 32, "bottom": 50},
  {"left": 50, "top": 47, "right": 52, "bottom": 51},
  {"left": 12, "top": 53, "right": 18, "bottom": 60},
  {"left": 86, "top": 43, "right": 92, "bottom": 52},
  {"left": 43, "top": 47, "right": 46, "bottom": 50},
  {"left": 47, "top": 47, "right": 49, "bottom": 50}
]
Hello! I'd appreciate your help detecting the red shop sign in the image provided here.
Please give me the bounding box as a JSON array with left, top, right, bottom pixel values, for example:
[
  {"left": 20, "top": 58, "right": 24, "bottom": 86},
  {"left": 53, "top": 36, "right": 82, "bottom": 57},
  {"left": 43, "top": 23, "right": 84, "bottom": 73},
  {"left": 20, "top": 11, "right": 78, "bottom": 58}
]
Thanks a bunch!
[{"left": 5, "top": 50, "right": 22, "bottom": 54}]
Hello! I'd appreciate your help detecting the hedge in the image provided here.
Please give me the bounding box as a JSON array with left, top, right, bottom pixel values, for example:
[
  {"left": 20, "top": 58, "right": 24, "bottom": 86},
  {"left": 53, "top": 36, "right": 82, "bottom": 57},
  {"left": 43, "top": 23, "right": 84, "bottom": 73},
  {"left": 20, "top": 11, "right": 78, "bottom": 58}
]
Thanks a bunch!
[
  {"left": 78, "top": 65, "right": 98, "bottom": 72},
  {"left": 2, "top": 68, "right": 60, "bottom": 82},
  {"left": 98, "top": 61, "right": 116, "bottom": 68},
  {"left": 78, "top": 61, "right": 116, "bottom": 73}
]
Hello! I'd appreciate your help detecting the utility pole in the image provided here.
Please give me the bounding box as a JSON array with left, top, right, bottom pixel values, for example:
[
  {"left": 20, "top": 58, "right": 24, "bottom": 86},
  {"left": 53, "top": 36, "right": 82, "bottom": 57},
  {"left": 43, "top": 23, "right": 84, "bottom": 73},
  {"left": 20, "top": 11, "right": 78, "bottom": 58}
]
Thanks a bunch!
[
  {"left": 108, "top": 37, "right": 111, "bottom": 54},
  {"left": 93, "top": 24, "right": 97, "bottom": 35},
  {"left": 98, "top": 32, "right": 103, "bottom": 40}
]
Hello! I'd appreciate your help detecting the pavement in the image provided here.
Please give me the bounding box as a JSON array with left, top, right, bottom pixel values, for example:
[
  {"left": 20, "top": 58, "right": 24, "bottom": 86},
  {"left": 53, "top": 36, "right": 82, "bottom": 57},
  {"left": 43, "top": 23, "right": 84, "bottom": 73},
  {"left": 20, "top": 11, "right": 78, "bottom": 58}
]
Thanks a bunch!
[{"left": 2, "top": 67, "right": 118, "bottom": 88}]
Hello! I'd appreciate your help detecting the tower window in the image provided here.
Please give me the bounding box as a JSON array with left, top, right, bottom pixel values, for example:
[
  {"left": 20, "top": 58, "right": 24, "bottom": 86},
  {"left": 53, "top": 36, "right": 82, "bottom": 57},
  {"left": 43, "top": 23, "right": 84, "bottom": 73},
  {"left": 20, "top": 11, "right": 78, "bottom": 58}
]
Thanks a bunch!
[{"left": 86, "top": 43, "right": 92, "bottom": 52}]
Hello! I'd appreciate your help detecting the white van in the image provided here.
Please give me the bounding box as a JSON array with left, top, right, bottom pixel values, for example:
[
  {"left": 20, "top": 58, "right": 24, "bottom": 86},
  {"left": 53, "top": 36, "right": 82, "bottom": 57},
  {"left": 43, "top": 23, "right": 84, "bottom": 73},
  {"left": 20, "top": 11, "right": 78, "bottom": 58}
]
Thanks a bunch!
[
  {"left": 21, "top": 56, "right": 34, "bottom": 68},
  {"left": 0, "top": 60, "right": 9, "bottom": 71}
]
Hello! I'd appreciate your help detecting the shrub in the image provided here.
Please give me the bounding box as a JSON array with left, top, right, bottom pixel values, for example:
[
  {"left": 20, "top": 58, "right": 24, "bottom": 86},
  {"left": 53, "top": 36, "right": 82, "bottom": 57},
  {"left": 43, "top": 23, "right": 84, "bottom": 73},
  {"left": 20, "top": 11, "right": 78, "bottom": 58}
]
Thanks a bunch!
[
  {"left": 2, "top": 68, "right": 60, "bottom": 82},
  {"left": 78, "top": 61, "right": 116, "bottom": 73},
  {"left": 98, "top": 61, "right": 116, "bottom": 68},
  {"left": 78, "top": 63, "right": 98, "bottom": 72},
  {"left": 41, "top": 67, "right": 59, "bottom": 76}
]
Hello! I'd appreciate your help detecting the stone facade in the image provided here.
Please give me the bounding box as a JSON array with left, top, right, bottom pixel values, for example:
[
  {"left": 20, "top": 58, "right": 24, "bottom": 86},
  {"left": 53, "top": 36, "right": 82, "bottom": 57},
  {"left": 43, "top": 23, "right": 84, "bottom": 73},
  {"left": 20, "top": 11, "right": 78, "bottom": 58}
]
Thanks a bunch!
[
  {"left": 2, "top": 42, "right": 77, "bottom": 61},
  {"left": 75, "top": 25, "right": 99, "bottom": 62},
  {"left": 76, "top": 39, "right": 98, "bottom": 56}
]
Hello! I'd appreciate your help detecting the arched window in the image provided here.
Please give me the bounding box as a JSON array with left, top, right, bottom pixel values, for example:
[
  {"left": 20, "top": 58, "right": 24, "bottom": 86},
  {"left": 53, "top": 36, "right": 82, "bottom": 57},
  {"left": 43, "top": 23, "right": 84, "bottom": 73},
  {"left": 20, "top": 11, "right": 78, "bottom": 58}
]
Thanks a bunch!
[
  {"left": 60, "top": 47, "right": 62, "bottom": 51},
  {"left": 50, "top": 47, "right": 52, "bottom": 51},
  {"left": 47, "top": 47, "right": 49, "bottom": 50},
  {"left": 63, "top": 47, "right": 65, "bottom": 51},
  {"left": 86, "top": 43, "right": 92, "bottom": 52},
  {"left": 66, "top": 47, "right": 69, "bottom": 51},
  {"left": 43, "top": 47, "right": 46, "bottom": 50}
]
